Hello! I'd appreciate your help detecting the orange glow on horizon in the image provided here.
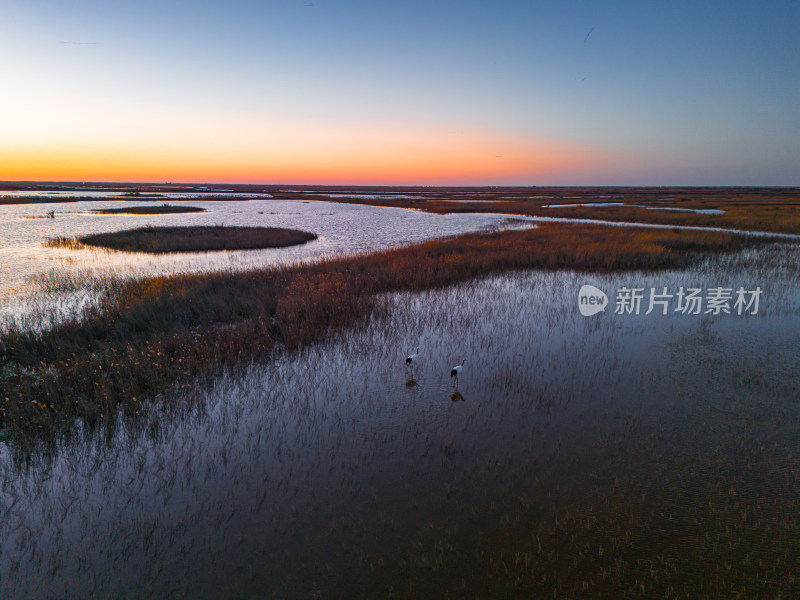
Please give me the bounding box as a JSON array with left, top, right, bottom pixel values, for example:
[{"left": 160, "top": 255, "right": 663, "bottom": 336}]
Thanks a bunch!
[{"left": 0, "top": 119, "right": 614, "bottom": 185}]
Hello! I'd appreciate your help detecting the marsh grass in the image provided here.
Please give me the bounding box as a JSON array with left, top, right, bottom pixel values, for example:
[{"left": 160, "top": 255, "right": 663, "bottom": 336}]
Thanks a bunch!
[
  {"left": 0, "top": 223, "right": 782, "bottom": 445},
  {"left": 46, "top": 225, "right": 318, "bottom": 254},
  {"left": 1, "top": 253, "right": 797, "bottom": 599},
  {"left": 88, "top": 204, "right": 206, "bottom": 215},
  {"left": 278, "top": 187, "right": 800, "bottom": 235}
]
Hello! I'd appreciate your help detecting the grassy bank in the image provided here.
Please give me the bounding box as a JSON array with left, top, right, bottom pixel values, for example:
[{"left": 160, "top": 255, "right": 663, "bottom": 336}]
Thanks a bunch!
[
  {"left": 0, "top": 223, "right": 784, "bottom": 443},
  {"left": 89, "top": 204, "right": 206, "bottom": 215},
  {"left": 47, "top": 225, "right": 318, "bottom": 253}
]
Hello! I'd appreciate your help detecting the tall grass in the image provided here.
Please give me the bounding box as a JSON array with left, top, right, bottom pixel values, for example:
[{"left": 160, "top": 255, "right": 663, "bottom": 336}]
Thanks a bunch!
[
  {"left": 0, "top": 223, "right": 781, "bottom": 444},
  {"left": 2, "top": 253, "right": 797, "bottom": 598}
]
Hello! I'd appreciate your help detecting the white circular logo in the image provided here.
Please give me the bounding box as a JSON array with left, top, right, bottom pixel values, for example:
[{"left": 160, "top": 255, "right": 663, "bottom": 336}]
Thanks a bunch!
[{"left": 578, "top": 284, "right": 608, "bottom": 316}]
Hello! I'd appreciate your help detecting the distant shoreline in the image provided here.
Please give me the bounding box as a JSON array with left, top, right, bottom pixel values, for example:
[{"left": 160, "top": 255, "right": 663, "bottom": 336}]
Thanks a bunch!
[{"left": 2, "top": 184, "right": 799, "bottom": 234}]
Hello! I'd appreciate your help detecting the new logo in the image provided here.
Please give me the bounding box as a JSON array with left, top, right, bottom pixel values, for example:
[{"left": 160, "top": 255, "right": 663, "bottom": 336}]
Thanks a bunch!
[{"left": 578, "top": 284, "right": 608, "bottom": 316}]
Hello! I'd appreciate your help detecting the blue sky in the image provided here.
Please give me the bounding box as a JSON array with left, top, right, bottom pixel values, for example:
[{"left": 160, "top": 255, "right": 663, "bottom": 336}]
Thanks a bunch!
[{"left": 1, "top": 0, "right": 798, "bottom": 184}]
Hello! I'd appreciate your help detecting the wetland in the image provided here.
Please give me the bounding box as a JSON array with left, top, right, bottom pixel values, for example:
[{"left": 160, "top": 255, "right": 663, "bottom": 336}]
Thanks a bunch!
[{"left": 0, "top": 184, "right": 798, "bottom": 598}]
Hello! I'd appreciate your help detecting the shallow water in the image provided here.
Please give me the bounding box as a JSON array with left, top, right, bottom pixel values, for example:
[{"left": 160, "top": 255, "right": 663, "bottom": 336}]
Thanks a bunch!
[
  {"left": 0, "top": 199, "right": 517, "bottom": 321},
  {"left": 1, "top": 243, "right": 798, "bottom": 598},
  {"left": 505, "top": 213, "right": 800, "bottom": 239},
  {"left": 0, "top": 188, "right": 270, "bottom": 199},
  {"left": 543, "top": 202, "right": 726, "bottom": 215},
  {"left": 315, "top": 193, "right": 426, "bottom": 200}
]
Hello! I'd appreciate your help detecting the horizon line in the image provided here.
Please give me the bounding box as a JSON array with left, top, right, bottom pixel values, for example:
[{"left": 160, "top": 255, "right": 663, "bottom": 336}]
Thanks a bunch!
[{"left": 1, "top": 180, "right": 798, "bottom": 190}]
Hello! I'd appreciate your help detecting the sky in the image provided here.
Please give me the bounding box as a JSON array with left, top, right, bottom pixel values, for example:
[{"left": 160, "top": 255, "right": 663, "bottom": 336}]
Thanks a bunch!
[{"left": 1, "top": 0, "right": 798, "bottom": 186}]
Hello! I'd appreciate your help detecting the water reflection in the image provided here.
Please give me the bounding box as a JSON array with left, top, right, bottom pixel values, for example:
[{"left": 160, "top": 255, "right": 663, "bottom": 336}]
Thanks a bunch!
[
  {"left": 1, "top": 244, "right": 798, "bottom": 597},
  {"left": 0, "top": 199, "right": 519, "bottom": 322},
  {"left": 449, "top": 390, "right": 465, "bottom": 402},
  {"left": 0, "top": 190, "right": 270, "bottom": 199},
  {"left": 542, "top": 202, "right": 726, "bottom": 214}
]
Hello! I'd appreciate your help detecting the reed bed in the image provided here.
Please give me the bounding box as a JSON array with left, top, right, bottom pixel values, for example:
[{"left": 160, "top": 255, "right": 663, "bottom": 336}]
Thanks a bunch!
[
  {"left": 88, "top": 205, "right": 206, "bottom": 215},
  {"left": 1, "top": 245, "right": 797, "bottom": 598},
  {"left": 46, "top": 225, "right": 318, "bottom": 254},
  {"left": 0, "top": 223, "right": 781, "bottom": 445}
]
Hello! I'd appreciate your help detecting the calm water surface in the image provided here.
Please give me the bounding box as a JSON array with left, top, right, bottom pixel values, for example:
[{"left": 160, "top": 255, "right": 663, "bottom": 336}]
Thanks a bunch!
[
  {"left": 1, "top": 243, "right": 798, "bottom": 598},
  {"left": 0, "top": 199, "right": 518, "bottom": 321}
]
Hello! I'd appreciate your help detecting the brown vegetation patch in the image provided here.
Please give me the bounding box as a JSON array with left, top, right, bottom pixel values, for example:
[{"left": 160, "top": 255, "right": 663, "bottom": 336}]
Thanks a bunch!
[
  {"left": 0, "top": 223, "right": 783, "bottom": 443},
  {"left": 47, "top": 225, "right": 317, "bottom": 253},
  {"left": 88, "top": 204, "right": 206, "bottom": 215}
]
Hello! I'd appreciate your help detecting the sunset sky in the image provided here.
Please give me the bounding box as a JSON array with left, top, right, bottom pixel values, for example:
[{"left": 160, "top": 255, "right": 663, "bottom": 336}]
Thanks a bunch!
[{"left": 1, "top": 1, "right": 798, "bottom": 185}]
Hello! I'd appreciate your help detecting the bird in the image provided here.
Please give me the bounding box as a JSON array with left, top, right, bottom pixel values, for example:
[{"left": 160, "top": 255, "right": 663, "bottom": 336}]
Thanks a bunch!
[
  {"left": 450, "top": 359, "right": 466, "bottom": 381},
  {"left": 406, "top": 347, "right": 419, "bottom": 365}
]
